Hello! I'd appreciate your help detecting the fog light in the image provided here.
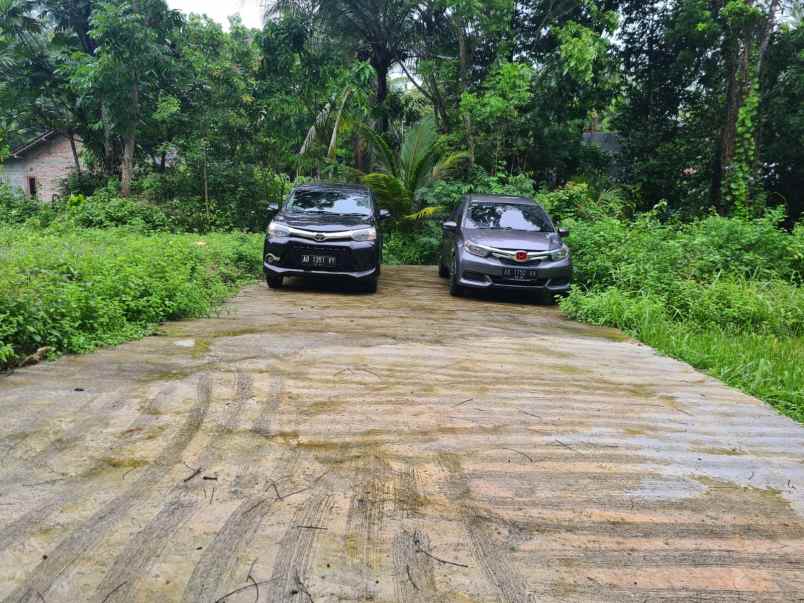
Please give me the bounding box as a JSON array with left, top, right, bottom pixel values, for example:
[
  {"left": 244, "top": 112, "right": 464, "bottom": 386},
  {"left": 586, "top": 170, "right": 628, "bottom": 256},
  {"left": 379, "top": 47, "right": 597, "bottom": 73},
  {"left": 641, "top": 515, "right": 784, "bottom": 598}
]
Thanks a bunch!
[{"left": 265, "top": 253, "right": 280, "bottom": 264}]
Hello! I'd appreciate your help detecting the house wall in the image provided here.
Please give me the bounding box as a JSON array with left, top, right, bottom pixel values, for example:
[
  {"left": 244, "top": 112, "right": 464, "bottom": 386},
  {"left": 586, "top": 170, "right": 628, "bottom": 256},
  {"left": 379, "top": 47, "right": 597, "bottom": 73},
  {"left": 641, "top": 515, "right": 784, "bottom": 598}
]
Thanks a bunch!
[{"left": 0, "top": 135, "right": 81, "bottom": 202}]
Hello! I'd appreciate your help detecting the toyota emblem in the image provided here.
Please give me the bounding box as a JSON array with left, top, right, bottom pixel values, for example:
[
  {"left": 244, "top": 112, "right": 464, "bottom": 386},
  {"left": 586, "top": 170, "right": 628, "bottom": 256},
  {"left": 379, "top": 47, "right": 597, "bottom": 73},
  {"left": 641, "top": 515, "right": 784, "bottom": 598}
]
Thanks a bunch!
[
  {"left": 515, "top": 251, "right": 528, "bottom": 262},
  {"left": 314, "top": 233, "right": 326, "bottom": 242}
]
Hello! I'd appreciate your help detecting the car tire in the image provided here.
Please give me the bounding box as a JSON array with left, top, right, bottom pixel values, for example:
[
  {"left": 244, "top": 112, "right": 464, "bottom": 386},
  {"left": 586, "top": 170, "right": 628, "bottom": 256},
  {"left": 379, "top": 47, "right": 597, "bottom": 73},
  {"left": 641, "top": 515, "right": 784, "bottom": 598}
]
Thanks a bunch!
[
  {"left": 448, "top": 256, "right": 463, "bottom": 297},
  {"left": 362, "top": 276, "right": 378, "bottom": 294},
  {"left": 266, "top": 274, "right": 283, "bottom": 289},
  {"left": 438, "top": 262, "right": 449, "bottom": 278}
]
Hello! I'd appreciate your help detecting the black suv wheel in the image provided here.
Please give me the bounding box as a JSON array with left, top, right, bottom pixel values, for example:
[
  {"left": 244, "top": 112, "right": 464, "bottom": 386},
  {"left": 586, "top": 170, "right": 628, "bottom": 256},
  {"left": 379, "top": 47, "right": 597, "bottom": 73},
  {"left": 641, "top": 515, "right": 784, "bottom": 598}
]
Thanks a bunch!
[{"left": 266, "top": 274, "right": 283, "bottom": 289}]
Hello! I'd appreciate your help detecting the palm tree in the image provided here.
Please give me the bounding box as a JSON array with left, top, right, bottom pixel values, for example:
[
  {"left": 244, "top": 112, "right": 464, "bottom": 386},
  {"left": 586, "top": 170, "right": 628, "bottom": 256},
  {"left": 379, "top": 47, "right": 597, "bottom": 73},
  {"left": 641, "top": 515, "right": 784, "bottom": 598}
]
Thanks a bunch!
[
  {"left": 265, "top": 0, "right": 418, "bottom": 131},
  {"left": 360, "top": 115, "right": 470, "bottom": 216}
]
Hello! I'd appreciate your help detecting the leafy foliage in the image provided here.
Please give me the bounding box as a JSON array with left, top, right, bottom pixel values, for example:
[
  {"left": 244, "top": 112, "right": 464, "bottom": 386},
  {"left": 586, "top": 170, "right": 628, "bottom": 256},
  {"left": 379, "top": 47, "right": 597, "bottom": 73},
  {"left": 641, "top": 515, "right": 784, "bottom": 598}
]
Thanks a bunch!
[
  {"left": 0, "top": 225, "right": 262, "bottom": 368},
  {"left": 361, "top": 116, "right": 471, "bottom": 215},
  {"left": 560, "top": 207, "right": 803, "bottom": 420}
]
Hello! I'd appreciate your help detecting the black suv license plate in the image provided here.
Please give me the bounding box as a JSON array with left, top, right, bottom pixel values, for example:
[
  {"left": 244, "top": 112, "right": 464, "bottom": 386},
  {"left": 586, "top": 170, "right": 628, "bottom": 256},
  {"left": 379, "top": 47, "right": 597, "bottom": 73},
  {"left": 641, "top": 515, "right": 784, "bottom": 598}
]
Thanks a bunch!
[
  {"left": 503, "top": 267, "right": 538, "bottom": 280},
  {"left": 302, "top": 254, "right": 337, "bottom": 268}
]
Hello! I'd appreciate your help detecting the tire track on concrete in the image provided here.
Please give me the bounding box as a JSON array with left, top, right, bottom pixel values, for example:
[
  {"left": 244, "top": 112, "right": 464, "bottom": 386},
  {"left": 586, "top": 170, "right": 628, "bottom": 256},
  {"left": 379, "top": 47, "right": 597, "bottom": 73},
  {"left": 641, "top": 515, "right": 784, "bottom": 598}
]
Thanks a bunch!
[
  {"left": 179, "top": 448, "right": 301, "bottom": 603},
  {"left": 2, "top": 374, "right": 213, "bottom": 603},
  {"left": 0, "top": 393, "right": 100, "bottom": 460},
  {"left": 0, "top": 389, "right": 132, "bottom": 484},
  {"left": 345, "top": 456, "right": 393, "bottom": 600},
  {"left": 393, "top": 529, "right": 438, "bottom": 603},
  {"left": 0, "top": 384, "right": 179, "bottom": 555},
  {"left": 91, "top": 372, "right": 254, "bottom": 603},
  {"left": 181, "top": 375, "right": 294, "bottom": 603},
  {"left": 392, "top": 464, "right": 440, "bottom": 602},
  {"left": 268, "top": 493, "right": 334, "bottom": 603},
  {"left": 438, "top": 454, "right": 530, "bottom": 603}
]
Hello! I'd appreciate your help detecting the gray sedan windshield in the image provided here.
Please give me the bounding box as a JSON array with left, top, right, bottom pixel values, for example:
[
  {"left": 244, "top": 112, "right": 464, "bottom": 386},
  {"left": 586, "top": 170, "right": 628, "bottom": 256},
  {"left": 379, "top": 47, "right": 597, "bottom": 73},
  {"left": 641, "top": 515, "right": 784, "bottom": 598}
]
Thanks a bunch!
[{"left": 464, "top": 203, "right": 553, "bottom": 232}]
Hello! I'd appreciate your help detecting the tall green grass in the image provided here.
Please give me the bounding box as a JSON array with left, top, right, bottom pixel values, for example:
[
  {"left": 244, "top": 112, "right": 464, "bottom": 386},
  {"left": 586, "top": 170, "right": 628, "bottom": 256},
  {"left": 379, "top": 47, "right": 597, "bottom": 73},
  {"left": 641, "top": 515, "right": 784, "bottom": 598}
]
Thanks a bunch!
[
  {"left": 0, "top": 227, "right": 262, "bottom": 369},
  {"left": 560, "top": 209, "right": 804, "bottom": 423}
]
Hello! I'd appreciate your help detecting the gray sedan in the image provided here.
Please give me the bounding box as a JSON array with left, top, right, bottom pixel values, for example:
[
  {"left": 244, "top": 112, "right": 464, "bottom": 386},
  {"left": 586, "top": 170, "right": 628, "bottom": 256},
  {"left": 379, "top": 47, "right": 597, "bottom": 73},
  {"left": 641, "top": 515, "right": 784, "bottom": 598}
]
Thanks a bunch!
[{"left": 439, "top": 194, "right": 572, "bottom": 297}]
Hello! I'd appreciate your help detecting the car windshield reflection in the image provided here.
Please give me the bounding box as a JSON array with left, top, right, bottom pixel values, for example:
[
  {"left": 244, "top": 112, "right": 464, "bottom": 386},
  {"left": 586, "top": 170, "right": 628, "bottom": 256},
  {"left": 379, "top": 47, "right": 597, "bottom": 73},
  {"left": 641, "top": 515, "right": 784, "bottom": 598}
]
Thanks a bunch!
[{"left": 464, "top": 203, "right": 554, "bottom": 232}]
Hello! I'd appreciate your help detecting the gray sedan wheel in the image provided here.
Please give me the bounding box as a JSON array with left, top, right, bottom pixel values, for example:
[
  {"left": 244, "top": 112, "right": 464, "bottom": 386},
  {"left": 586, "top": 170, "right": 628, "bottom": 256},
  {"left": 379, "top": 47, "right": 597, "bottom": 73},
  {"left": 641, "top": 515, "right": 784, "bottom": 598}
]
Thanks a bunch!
[{"left": 448, "top": 255, "right": 463, "bottom": 297}]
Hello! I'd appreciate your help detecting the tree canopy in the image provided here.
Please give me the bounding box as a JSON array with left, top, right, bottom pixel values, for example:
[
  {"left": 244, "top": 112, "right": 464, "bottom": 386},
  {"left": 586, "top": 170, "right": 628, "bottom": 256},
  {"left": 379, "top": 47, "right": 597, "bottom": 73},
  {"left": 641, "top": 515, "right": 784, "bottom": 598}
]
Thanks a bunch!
[{"left": 0, "top": 0, "right": 800, "bottom": 224}]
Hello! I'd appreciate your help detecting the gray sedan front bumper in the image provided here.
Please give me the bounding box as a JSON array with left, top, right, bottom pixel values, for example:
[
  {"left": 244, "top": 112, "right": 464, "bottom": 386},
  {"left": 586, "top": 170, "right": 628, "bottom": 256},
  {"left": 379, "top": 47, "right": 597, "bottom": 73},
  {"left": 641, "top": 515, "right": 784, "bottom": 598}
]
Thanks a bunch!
[{"left": 457, "top": 252, "right": 572, "bottom": 292}]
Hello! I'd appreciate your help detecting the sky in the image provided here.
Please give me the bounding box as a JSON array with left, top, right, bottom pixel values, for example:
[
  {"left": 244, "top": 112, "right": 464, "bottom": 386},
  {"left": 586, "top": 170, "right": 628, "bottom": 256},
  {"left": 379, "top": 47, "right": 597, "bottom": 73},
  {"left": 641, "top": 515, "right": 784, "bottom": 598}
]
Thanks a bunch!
[{"left": 166, "top": 0, "right": 264, "bottom": 30}]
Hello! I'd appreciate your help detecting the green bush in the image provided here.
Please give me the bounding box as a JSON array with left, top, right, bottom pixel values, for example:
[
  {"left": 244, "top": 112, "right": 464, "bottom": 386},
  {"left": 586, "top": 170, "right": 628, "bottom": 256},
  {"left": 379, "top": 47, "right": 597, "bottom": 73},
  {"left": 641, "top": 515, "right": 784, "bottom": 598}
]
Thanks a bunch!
[
  {"left": 137, "top": 164, "right": 293, "bottom": 232},
  {"left": 383, "top": 222, "right": 442, "bottom": 265},
  {"left": 0, "top": 183, "right": 40, "bottom": 225},
  {"left": 560, "top": 208, "right": 804, "bottom": 421},
  {"left": 0, "top": 226, "right": 262, "bottom": 368},
  {"left": 50, "top": 192, "right": 172, "bottom": 232},
  {"left": 536, "top": 182, "right": 634, "bottom": 223}
]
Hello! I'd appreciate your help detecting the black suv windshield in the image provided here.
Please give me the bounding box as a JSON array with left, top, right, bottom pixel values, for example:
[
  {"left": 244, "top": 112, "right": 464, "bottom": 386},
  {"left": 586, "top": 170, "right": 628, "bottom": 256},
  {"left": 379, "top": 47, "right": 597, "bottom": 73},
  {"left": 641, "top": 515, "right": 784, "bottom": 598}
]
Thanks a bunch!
[
  {"left": 464, "top": 202, "right": 554, "bottom": 232},
  {"left": 287, "top": 189, "right": 373, "bottom": 216}
]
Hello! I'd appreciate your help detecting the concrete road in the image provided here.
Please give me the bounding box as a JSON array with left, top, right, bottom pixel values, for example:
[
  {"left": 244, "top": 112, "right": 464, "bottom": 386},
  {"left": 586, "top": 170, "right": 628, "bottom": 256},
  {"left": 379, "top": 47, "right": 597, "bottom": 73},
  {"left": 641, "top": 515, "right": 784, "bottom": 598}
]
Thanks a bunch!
[{"left": 1, "top": 266, "right": 803, "bottom": 602}]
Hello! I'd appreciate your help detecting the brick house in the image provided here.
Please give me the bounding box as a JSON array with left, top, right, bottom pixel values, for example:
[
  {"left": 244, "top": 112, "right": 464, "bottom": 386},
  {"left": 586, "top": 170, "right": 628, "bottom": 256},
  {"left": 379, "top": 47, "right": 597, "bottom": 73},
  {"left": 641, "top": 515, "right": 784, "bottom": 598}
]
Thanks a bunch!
[{"left": 1, "top": 131, "right": 83, "bottom": 202}]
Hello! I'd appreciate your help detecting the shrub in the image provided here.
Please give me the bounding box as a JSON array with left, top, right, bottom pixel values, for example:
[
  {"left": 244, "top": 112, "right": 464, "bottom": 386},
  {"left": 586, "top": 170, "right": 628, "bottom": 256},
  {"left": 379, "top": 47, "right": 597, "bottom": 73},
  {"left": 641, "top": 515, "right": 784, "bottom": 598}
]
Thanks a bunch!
[
  {"left": 537, "top": 182, "right": 633, "bottom": 223},
  {"left": 560, "top": 208, "right": 804, "bottom": 421},
  {"left": 50, "top": 192, "right": 172, "bottom": 232},
  {"left": 383, "top": 222, "right": 442, "bottom": 265},
  {"left": 0, "top": 226, "right": 262, "bottom": 368},
  {"left": 0, "top": 183, "right": 40, "bottom": 225}
]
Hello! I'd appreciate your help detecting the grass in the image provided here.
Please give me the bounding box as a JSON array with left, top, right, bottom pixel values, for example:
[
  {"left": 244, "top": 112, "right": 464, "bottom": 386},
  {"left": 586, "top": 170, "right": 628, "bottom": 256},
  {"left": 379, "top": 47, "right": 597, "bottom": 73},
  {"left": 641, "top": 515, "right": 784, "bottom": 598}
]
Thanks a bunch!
[
  {"left": 635, "top": 319, "right": 802, "bottom": 423},
  {"left": 559, "top": 211, "right": 803, "bottom": 424},
  {"left": 0, "top": 226, "right": 263, "bottom": 369}
]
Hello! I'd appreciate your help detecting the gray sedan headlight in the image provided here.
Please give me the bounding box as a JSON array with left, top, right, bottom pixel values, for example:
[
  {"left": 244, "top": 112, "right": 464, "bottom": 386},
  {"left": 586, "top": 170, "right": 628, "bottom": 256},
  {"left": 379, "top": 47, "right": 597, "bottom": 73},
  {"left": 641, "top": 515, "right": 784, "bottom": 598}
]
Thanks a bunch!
[
  {"left": 550, "top": 244, "right": 570, "bottom": 261},
  {"left": 464, "top": 241, "right": 491, "bottom": 257}
]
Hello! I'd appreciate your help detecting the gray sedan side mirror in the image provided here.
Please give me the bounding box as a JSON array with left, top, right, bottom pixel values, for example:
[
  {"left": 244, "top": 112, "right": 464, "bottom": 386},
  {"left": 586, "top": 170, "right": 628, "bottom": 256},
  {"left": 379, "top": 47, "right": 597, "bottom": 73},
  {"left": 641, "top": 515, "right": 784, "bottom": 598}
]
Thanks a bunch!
[{"left": 442, "top": 221, "right": 458, "bottom": 232}]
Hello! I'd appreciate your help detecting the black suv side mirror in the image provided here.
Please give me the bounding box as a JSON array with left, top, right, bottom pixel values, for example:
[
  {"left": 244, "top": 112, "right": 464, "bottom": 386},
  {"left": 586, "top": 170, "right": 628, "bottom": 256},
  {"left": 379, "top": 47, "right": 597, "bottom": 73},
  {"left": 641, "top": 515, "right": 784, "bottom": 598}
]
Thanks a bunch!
[
  {"left": 379, "top": 209, "right": 392, "bottom": 221},
  {"left": 558, "top": 227, "right": 570, "bottom": 238},
  {"left": 442, "top": 220, "right": 458, "bottom": 232},
  {"left": 267, "top": 202, "right": 280, "bottom": 217}
]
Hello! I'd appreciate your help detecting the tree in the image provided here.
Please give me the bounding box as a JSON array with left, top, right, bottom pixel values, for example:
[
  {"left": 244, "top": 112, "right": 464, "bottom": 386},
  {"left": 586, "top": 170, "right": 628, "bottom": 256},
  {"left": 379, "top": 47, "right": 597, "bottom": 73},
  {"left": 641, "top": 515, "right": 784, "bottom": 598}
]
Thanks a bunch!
[
  {"left": 361, "top": 115, "right": 470, "bottom": 214},
  {"left": 268, "top": 0, "right": 419, "bottom": 131},
  {"left": 83, "top": 0, "right": 181, "bottom": 196}
]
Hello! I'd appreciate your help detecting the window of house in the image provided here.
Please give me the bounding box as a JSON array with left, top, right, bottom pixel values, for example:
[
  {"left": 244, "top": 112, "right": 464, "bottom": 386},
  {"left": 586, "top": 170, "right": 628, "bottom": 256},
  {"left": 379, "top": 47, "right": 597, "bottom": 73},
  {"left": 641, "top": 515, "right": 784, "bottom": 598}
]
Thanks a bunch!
[{"left": 28, "top": 177, "right": 37, "bottom": 198}]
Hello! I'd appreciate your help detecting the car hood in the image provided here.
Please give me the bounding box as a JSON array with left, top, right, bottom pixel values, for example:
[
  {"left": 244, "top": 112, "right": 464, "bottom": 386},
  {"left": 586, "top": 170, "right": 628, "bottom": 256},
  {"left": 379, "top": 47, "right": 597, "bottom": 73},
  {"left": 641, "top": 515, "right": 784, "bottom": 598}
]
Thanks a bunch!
[
  {"left": 466, "top": 230, "right": 560, "bottom": 251},
  {"left": 279, "top": 213, "right": 374, "bottom": 232}
]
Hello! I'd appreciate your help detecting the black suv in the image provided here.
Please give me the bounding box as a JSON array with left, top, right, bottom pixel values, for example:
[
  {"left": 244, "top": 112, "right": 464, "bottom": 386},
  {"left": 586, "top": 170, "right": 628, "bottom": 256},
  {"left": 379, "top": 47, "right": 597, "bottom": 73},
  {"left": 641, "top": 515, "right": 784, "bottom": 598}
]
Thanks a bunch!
[{"left": 263, "top": 184, "right": 390, "bottom": 293}]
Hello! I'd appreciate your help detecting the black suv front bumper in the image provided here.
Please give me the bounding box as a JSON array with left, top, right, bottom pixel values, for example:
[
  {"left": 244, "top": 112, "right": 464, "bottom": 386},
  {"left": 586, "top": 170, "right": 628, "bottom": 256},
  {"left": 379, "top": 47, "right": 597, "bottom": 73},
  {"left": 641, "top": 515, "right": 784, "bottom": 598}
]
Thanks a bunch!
[{"left": 264, "top": 238, "right": 380, "bottom": 280}]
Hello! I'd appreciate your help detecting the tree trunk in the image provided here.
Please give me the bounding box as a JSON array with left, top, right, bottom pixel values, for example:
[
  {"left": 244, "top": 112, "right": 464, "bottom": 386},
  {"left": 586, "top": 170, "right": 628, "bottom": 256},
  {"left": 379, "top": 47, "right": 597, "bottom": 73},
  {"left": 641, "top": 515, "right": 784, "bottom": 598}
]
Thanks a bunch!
[
  {"left": 120, "top": 83, "right": 139, "bottom": 197},
  {"left": 456, "top": 19, "right": 476, "bottom": 166},
  {"left": 372, "top": 55, "right": 390, "bottom": 133},
  {"left": 711, "top": 36, "right": 741, "bottom": 212},
  {"left": 754, "top": 0, "right": 781, "bottom": 171},
  {"left": 203, "top": 144, "right": 211, "bottom": 228},
  {"left": 101, "top": 103, "right": 114, "bottom": 176},
  {"left": 121, "top": 133, "right": 135, "bottom": 197},
  {"left": 68, "top": 132, "right": 81, "bottom": 176}
]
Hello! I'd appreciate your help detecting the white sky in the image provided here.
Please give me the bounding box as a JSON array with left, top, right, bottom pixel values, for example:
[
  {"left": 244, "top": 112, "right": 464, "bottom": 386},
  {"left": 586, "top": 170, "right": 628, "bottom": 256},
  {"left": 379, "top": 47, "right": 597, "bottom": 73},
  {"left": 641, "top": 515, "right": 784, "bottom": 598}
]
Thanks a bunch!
[{"left": 166, "top": 0, "right": 264, "bottom": 30}]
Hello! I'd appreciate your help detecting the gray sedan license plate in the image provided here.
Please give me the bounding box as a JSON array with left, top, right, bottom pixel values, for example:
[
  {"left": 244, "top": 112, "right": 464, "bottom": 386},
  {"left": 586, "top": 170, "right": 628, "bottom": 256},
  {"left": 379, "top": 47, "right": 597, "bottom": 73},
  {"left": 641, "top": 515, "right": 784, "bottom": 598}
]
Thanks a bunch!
[
  {"left": 503, "top": 267, "right": 538, "bottom": 280},
  {"left": 302, "top": 254, "right": 337, "bottom": 268}
]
